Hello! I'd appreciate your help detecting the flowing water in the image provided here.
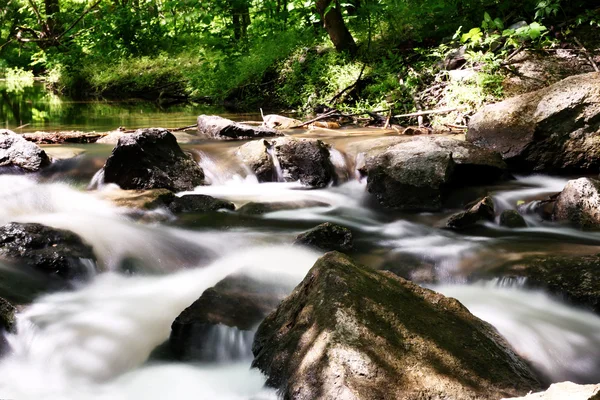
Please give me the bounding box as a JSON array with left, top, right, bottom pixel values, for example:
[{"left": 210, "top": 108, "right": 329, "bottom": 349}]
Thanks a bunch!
[{"left": 1, "top": 83, "right": 600, "bottom": 398}]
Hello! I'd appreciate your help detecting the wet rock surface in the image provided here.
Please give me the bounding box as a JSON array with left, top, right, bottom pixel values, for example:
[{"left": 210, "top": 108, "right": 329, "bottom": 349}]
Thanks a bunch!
[
  {"left": 294, "top": 222, "right": 353, "bottom": 252},
  {"left": 237, "top": 137, "right": 336, "bottom": 188},
  {"left": 197, "top": 115, "right": 280, "bottom": 140},
  {"left": 252, "top": 252, "right": 541, "bottom": 400},
  {"left": 103, "top": 128, "right": 205, "bottom": 191},
  {"left": 447, "top": 196, "right": 495, "bottom": 230},
  {"left": 168, "top": 194, "right": 235, "bottom": 213},
  {"left": 486, "top": 254, "right": 600, "bottom": 314},
  {"left": 468, "top": 72, "right": 600, "bottom": 173},
  {"left": 500, "top": 210, "right": 527, "bottom": 228},
  {"left": 170, "top": 274, "right": 287, "bottom": 361},
  {"left": 552, "top": 177, "right": 600, "bottom": 230},
  {"left": 503, "top": 381, "right": 600, "bottom": 400},
  {"left": 237, "top": 200, "right": 329, "bottom": 215},
  {"left": 0, "top": 129, "right": 51, "bottom": 172},
  {"left": 0, "top": 222, "right": 97, "bottom": 280}
]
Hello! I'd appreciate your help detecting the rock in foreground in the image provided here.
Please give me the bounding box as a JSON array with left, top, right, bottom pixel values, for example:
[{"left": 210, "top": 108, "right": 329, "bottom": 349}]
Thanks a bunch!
[
  {"left": 103, "top": 128, "right": 205, "bottom": 191},
  {"left": 447, "top": 196, "right": 495, "bottom": 230},
  {"left": 252, "top": 252, "right": 540, "bottom": 400},
  {"left": 552, "top": 177, "right": 600, "bottom": 230},
  {"left": 500, "top": 210, "right": 527, "bottom": 228},
  {"left": 0, "top": 129, "right": 51, "bottom": 172},
  {"left": 0, "top": 222, "right": 96, "bottom": 280},
  {"left": 294, "top": 222, "right": 353, "bottom": 252},
  {"left": 468, "top": 72, "right": 600, "bottom": 173},
  {"left": 237, "top": 137, "right": 336, "bottom": 188},
  {"left": 198, "top": 115, "right": 280, "bottom": 140}
]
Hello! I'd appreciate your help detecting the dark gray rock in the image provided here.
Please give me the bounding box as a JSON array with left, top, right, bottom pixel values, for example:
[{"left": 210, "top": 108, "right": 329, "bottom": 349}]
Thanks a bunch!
[
  {"left": 103, "top": 128, "right": 205, "bottom": 191},
  {"left": 168, "top": 194, "right": 235, "bottom": 213},
  {"left": 0, "top": 297, "right": 15, "bottom": 333},
  {"left": 500, "top": 210, "right": 527, "bottom": 228},
  {"left": 447, "top": 196, "right": 495, "bottom": 230},
  {"left": 0, "top": 129, "right": 51, "bottom": 172},
  {"left": 236, "top": 137, "right": 336, "bottom": 188},
  {"left": 252, "top": 252, "right": 541, "bottom": 400},
  {"left": 294, "top": 222, "right": 353, "bottom": 252},
  {"left": 467, "top": 73, "right": 600, "bottom": 173},
  {"left": 552, "top": 177, "right": 600, "bottom": 230},
  {"left": 0, "top": 222, "right": 97, "bottom": 280},
  {"left": 169, "top": 274, "right": 286, "bottom": 362},
  {"left": 197, "top": 115, "right": 280, "bottom": 140},
  {"left": 237, "top": 200, "right": 329, "bottom": 215},
  {"left": 361, "top": 136, "right": 506, "bottom": 211}
]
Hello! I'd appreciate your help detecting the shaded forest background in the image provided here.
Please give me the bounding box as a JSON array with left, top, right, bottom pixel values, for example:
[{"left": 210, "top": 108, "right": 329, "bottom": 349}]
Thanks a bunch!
[{"left": 0, "top": 0, "right": 598, "bottom": 114}]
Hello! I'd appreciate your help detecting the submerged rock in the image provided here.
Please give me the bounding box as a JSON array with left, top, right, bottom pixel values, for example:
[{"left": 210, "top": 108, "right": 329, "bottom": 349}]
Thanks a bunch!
[
  {"left": 237, "top": 200, "right": 329, "bottom": 215},
  {"left": 252, "top": 252, "right": 540, "bottom": 400},
  {"left": 447, "top": 196, "right": 495, "bottom": 229},
  {"left": 103, "top": 128, "right": 205, "bottom": 191},
  {"left": 552, "top": 177, "right": 600, "bottom": 230},
  {"left": 467, "top": 72, "right": 600, "bottom": 173},
  {"left": 0, "top": 129, "right": 51, "bottom": 172},
  {"left": 197, "top": 115, "right": 280, "bottom": 140},
  {"left": 294, "top": 222, "right": 353, "bottom": 252},
  {"left": 500, "top": 210, "right": 527, "bottom": 228},
  {"left": 168, "top": 194, "right": 235, "bottom": 213},
  {"left": 486, "top": 254, "right": 600, "bottom": 314},
  {"left": 503, "top": 381, "right": 600, "bottom": 400},
  {"left": 170, "top": 274, "right": 286, "bottom": 361},
  {"left": 0, "top": 222, "right": 96, "bottom": 280},
  {"left": 237, "top": 137, "right": 336, "bottom": 188},
  {"left": 360, "top": 136, "right": 506, "bottom": 211}
]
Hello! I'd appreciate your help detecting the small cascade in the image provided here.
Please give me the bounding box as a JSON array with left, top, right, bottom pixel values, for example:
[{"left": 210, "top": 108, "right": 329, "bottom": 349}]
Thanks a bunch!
[
  {"left": 194, "top": 325, "right": 255, "bottom": 362},
  {"left": 488, "top": 276, "right": 528, "bottom": 288},
  {"left": 329, "top": 147, "right": 352, "bottom": 182},
  {"left": 266, "top": 146, "right": 284, "bottom": 182},
  {"left": 88, "top": 168, "right": 105, "bottom": 190}
]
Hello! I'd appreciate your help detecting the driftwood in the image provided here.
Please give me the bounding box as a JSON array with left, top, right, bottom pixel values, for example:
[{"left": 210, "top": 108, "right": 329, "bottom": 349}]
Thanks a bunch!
[
  {"left": 290, "top": 110, "right": 339, "bottom": 128},
  {"left": 393, "top": 107, "right": 463, "bottom": 119}
]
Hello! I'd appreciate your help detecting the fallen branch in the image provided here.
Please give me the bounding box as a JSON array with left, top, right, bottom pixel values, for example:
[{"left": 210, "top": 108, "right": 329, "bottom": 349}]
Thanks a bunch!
[
  {"left": 290, "top": 110, "right": 339, "bottom": 128},
  {"left": 169, "top": 124, "right": 197, "bottom": 132},
  {"left": 328, "top": 63, "right": 367, "bottom": 104},
  {"left": 443, "top": 123, "right": 468, "bottom": 130},
  {"left": 393, "top": 107, "right": 463, "bottom": 119},
  {"left": 574, "top": 37, "right": 599, "bottom": 72}
]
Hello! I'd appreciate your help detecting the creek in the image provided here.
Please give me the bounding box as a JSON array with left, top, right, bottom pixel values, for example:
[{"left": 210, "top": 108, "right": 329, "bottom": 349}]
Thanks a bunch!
[{"left": 0, "top": 82, "right": 599, "bottom": 398}]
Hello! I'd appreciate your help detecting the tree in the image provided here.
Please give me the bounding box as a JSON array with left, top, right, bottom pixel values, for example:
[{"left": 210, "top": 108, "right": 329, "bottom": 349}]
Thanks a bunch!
[{"left": 315, "top": 0, "right": 357, "bottom": 55}]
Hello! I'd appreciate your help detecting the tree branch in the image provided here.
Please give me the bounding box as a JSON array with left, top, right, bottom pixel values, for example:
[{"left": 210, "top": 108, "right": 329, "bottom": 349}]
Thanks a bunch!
[{"left": 57, "top": 0, "right": 103, "bottom": 40}]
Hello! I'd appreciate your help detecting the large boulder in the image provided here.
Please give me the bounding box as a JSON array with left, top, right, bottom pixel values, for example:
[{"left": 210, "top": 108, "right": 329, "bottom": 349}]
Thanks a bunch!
[
  {"left": 294, "top": 222, "right": 353, "bottom": 252},
  {"left": 485, "top": 254, "right": 600, "bottom": 314},
  {"left": 467, "top": 72, "right": 600, "bottom": 173},
  {"left": 552, "top": 178, "right": 600, "bottom": 230},
  {"left": 103, "top": 128, "right": 205, "bottom": 191},
  {"left": 503, "top": 381, "right": 600, "bottom": 400},
  {"left": 236, "top": 137, "right": 336, "bottom": 188},
  {"left": 0, "top": 129, "right": 51, "bottom": 172},
  {"left": 197, "top": 115, "right": 280, "bottom": 140},
  {"left": 169, "top": 274, "right": 286, "bottom": 362},
  {"left": 447, "top": 196, "right": 495, "bottom": 230},
  {"left": 0, "top": 222, "right": 97, "bottom": 280},
  {"left": 252, "top": 252, "right": 541, "bottom": 400},
  {"left": 360, "top": 136, "right": 506, "bottom": 211}
]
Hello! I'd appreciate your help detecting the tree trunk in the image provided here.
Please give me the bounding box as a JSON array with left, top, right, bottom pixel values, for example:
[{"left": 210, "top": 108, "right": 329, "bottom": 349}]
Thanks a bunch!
[
  {"left": 315, "top": 0, "right": 357, "bottom": 55},
  {"left": 44, "top": 0, "right": 60, "bottom": 35},
  {"left": 232, "top": 0, "right": 251, "bottom": 41}
]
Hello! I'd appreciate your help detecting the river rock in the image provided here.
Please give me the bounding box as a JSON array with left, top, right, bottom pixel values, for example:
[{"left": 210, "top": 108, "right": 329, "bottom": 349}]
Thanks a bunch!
[
  {"left": 102, "top": 128, "right": 205, "bottom": 191},
  {"left": 0, "top": 297, "right": 15, "bottom": 333},
  {"left": 360, "top": 136, "right": 506, "bottom": 211},
  {"left": 169, "top": 274, "right": 286, "bottom": 361},
  {"left": 294, "top": 222, "right": 353, "bottom": 252},
  {"left": 252, "top": 252, "right": 541, "bottom": 400},
  {"left": 168, "top": 194, "right": 235, "bottom": 213},
  {"left": 487, "top": 254, "right": 600, "bottom": 314},
  {"left": 198, "top": 115, "right": 280, "bottom": 140},
  {"left": 447, "top": 196, "right": 495, "bottom": 229},
  {"left": 467, "top": 72, "right": 600, "bottom": 173},
  {"left": 552, "top": 178, "right": 600, "bottom": 229},
  {"left": 237, "top": 200, "right": 330, "bottom": 215},
  {"left": 0, "top": 129, "right": 51, "bottom": 172},
  {"left": 236, "top": 137, "right": 336, "bottom": 188},
  {"left": 500, "top": 210, "right": 527, "bottom": 228},
  {"left": 503, "top": 381, "right": 600, "bottom": 400},
  {"left": 99, "top": 188, "right": 176, "bottom": 210},
  {"left": 0, "top": 222, "right": 97, "bottom": 280}
]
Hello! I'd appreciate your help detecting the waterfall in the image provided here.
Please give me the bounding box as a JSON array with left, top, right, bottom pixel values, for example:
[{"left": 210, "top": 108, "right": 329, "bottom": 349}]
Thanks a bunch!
[
  {"left": 266, "top": 147, "right": 284, "bottom": 182},
  {"left": 88, "top": 168, "right": 105, "bottom": 190}
]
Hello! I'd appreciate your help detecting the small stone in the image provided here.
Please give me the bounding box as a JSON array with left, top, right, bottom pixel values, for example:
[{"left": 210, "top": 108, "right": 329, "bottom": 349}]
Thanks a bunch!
[
  {"left": 499, "top": 210, "right": 527, "bottom": 228},
  {"left": 294, "top": 222, "right": 353, "bottom": 252}
]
